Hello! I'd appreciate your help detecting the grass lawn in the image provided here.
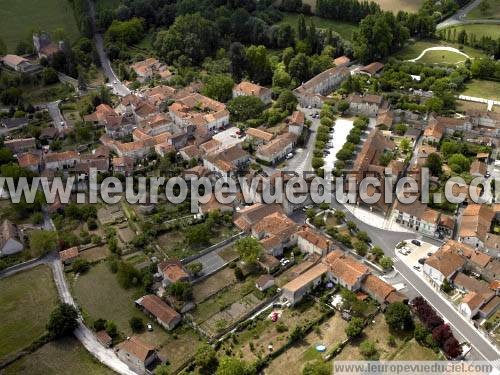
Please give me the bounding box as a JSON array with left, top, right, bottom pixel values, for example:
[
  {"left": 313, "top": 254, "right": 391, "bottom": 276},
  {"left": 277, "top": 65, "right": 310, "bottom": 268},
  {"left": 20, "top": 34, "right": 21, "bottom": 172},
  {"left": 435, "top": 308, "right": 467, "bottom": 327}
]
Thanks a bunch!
[
  {"left": 461, "top": 80, "right": 500, "bottom": 101},
  {"left": 279, "top": 13, "right": 359, "bottom": 41},
  {"left": 0, "top": 266, "right": 58, "bottom": 362},
  {"left": 300, "top": 0, "right": 423, "bottom": 13},
  {"left": 394, "top": 40, "right": 487, "bottom": 62},
  {"left": 445, "top": 24, "right": 500, "bottom": 40},
  {"left": 4, "top": 337, "right": 115, "bottom": 375},
  {"left": 416, "top": 50, "right": 470, "bottom": 64},
  {"left": 467, "top": 0, "right": 500, "bottom": 19},
  {"left": 391, "top": 339, "right": 442, "bottom": 360},
  {"left": 0, "top": 0, "right": 80, "bottom": 52}
]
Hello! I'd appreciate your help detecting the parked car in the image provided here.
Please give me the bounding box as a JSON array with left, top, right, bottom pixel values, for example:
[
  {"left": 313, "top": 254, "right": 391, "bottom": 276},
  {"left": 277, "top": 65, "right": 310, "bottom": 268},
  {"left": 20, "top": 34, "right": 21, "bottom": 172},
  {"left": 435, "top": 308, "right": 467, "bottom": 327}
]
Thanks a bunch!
[
  {"left": 411, "top": 239, "right": 421, "bottom": 246},
  {"left": 418, "top": 258, "right": 426, "bottom": 265},
  {"left": 271, "top": 312, "right": 279, "bottom": 322},
  {"left": 285, "top": 152, "right": 294, "bottom": 159},
  {"left": 413, "top": 265, "right": 421, "bottom": 271},
  {"left": 147, "top": 323, "right": 153, "bottom": 331}
]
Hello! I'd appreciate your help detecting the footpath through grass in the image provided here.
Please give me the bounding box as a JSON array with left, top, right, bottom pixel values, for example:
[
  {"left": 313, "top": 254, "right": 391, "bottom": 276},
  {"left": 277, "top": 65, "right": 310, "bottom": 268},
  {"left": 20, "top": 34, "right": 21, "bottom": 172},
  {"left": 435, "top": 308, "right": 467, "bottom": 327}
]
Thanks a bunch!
[{"left": 0, "top": 0, "right": 80, "bottom": 52}]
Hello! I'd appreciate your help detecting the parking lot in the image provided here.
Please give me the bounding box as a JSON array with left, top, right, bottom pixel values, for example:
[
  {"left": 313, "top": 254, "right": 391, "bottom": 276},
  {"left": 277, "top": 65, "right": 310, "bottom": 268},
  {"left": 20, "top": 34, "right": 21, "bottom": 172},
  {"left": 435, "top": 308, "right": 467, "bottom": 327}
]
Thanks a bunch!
[
  {"left": 212, "top": 126, "right": 244, "bottom": 149},
  {"left": 395, "top": 239, "right": 439, "bottom": 272}
]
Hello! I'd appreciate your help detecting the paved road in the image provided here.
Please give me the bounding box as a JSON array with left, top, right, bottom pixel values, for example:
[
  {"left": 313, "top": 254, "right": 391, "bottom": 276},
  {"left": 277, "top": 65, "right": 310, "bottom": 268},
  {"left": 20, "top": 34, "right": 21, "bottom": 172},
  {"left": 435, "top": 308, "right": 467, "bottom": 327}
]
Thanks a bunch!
[
  {"left": 86, "top": 0, "right": 130, "bottom": 97},
  {"left": 49, "top": 256, "right": 138, "bottom": 375},
  {"left": 46, "top": 101, "right": 67, "bottom": 130},
  {"left": 285, "top": 106, "right": 320, "bottom": 174},
  {"left": 437, "top": 0, "right": 500, "bottom": 29}
]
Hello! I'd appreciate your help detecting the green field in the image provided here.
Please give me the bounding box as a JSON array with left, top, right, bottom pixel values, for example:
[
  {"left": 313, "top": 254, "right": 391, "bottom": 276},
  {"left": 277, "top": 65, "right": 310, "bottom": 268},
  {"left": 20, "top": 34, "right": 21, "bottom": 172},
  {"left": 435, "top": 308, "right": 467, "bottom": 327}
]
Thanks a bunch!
[
  {"left": 292, "top": 0, "right": 423, "bottom": 13},
  {"left": 279, "top": 13, "right": 359, "bottom": 41},
  {"left": 467, "top": 0, "right": 500, "bottom": 19},
  {"left": 4, "top": 337, "right": 115, "bottom": 375},
  {"left": 0, "top": 0, "right": 80, "bottom": 52},
  {"left": 71, "top": 262, "right": 141, "bottom": 336},
  {"left": 462, "top": 79, "right": 500, "bottom": 101},
  {"left": 394, "top": 40, "right": 488, "bottom": 62},
  {"left": 445, "top": 24, "right": 500, "bottom": 40},
  {"left": 0, "top": 266, "right": 58, "bottom": 361}
]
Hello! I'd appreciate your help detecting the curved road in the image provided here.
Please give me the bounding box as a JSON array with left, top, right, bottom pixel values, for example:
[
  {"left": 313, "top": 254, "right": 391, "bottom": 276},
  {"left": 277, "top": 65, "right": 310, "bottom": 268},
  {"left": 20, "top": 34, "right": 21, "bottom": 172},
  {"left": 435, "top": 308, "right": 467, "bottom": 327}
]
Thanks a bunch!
[{"left": 437, "top": 0, "right": 500, "bottom": 29}]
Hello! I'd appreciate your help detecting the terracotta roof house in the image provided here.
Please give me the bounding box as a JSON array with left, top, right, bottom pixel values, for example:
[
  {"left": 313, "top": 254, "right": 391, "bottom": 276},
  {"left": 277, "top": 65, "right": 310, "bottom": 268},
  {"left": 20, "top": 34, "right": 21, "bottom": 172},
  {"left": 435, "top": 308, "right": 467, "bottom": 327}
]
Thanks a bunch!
[
  {"left": 360, "top": 274, "right": 406, "bottom": 305},
  {"left": 179, "top": 145, "right": 202, "bottom": 161},
  {"left": 255, "top": 132, "right": 297, "bottom": 165},
  {"left": 258, "top": 254, "right": 281, "bottom": 273},
  {"left": 115, "top": 336, "right": 160, "bottom": 374},
  {"left": 169, "top": 93, "right": 229, "bottom": 135},
  {"left": 452, "top": 272, "right": 491, "bottom": 295},
  {"left": 246, "top": 128, "right": 274, "bottom": 144},
  {"left": 233, "top": 81, "right": 272, "bottom": 104},
  {"left": 17, "top": 152, "right": 42, "bottom": 173},
  {"left": 135, "top": 295, "right": 181, "bottom": 330},
  {"left": 323, "top": 250, "right": 369, "bottom": 291},
  {"left": 1, "top": 55, "right": 40, "bottom": 73},
  {"left": 233, "top": 203, "right": 283, "bottom": 232},
  {"left": 33, "top": 32, "right": 61, "bottom": 58},
  {"left": 0, "top": 220, "right": 24, "bottom": 256},
  {"left": 348, "top": 94, "right": 387, "bottom": 117},
  {"left": 458, "top": 204, "right": 495, "bottom": 250},
  {"left": 203, "top": 144, "right": 250, "bottom": 177},
  {"left": 333, "top": 56, "right": 350, "bottom": 67},
  {"left": 131, "top": 58, "right": 173, "bottom": 83},
  {"left": 423, "top": 116, "right": 445, "bottom": 143},
  {"left": 392, "top": 200, "right": 441, "bottom": 237},
  {"left": 287, "top": 110, "right": 305, "bottom": 135},
  {"left": 157, "top": 260, "right": 189, "bottom": 287},
  {"left": 359, "top": 62, "right": 384, "bottom": 76},
  {"left": 59, "top": 247, "right": 79, "bottom": 265},
  {"left": 459, "top": 291, "right": 488, "bottom": 319},
  {"left": 255, "top": 274, "right": 275, "bottom": 291},
  {"left": 251, "top": 212, "right": 298, "bottom": 257},
  {"left": 294, "top": 226, "right": 333, "bottom": 256},
  {"left": 281, "top": 263, "right": 329, "bottom": 305},
  {"left": 423, "top": 249, "right": 465, "bottom": 287},
  {"left": 44, "top": 150, "right": 80, "bottom": 170},
  {"left": 469, "top": 160, "right": 487, "bottom": 177},
  {"left": 96, "top": 330, "right": 112, "bottom": 348},
  {"left": 4, "top": 137, "right": 36, "bottom": 154},
  {"left": 478, "top": 295, "right": 500, "bottom": 319}
]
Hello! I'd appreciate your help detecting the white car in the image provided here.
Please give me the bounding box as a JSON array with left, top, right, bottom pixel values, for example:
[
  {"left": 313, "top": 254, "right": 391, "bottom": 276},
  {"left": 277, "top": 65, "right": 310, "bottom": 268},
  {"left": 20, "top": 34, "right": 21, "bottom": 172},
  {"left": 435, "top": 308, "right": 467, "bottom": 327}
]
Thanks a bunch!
[
  {"left": 285, "top": 153, "right": 294, "bottom": 159},
  {"left": 147, "top": 323, "right": 153, "bottom": 331}
]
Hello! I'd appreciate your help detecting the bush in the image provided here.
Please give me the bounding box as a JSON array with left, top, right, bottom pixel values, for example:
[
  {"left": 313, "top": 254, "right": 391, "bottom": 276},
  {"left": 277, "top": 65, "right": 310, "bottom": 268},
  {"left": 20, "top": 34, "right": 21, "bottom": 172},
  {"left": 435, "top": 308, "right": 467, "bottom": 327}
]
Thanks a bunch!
[
  {"left": 72, "top": 259, "right": 90, "bottom": 274},
  {"left": 359, "top": 340, "right": 379, "bottom": 360},
  {"left": 46, "top": 303, "right": 78, "bottom": 339},
  {"left": 129, "top": 316, "right": 145, "bottom": 333},
  {"left": 345, "top": 317, "right": 364, "bottom": 338}
]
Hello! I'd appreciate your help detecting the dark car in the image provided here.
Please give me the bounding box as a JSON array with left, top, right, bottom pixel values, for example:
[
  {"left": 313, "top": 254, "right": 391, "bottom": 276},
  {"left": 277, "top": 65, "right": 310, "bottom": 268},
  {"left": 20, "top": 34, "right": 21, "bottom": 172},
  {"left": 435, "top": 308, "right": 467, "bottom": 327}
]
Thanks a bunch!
[
  {"left": 418, "top": 258, "right": 426, "bottom": 265},
  {"left": 411, "top": 239, "right": 421, "bottom": 246}
]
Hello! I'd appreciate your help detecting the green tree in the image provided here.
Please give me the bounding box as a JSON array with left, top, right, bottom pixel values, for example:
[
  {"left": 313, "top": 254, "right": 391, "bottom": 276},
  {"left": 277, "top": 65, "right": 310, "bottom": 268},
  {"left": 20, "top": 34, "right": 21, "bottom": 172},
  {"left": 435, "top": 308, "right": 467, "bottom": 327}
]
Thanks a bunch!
[
  {"left": 345, "top": 317, "right": 364, "bottom": 338},
  {"left": 426, "top": 153, "right": 443, "bottom": 176},
  {"left": 448, "top": 154, "right": 470, "bottom": 173},
  {"left": 288, "top": 53, "right": 310, "bottom": 83},
  {"left": 246, "top": 45, "right": 272, "bottom": 84},
  {"left": 29, "top": 230, "right": 58, "bottom": 257},
  {"left": 337, "top": 100, "right": 349, "bottom": 114},
  {"left": 195, "top": 344, "right": 218, "bottom": 375},
  {"left": 298, "top": 14, "right": 308, "bottom": 40},
  {"left": 187, "top": 262, "right": 203, "bottom": 277},
  {"left": 275, "top": 89, "right": 298, "bottom": 113},
  {"left": 379, "top": 256, "right": 393, "bottom": 270},
  {"left": 479, "top": 0, "right": 491, "bottom": 14},
  {"left": 227, "top": 96, "right": 265, "bottom": 122},
  {"left": 154, "top": 364, "right": 171, "bottom": 375},
  {"left": 385, "top": 302, "right": 413, "bottom": 331},
  {"left": 359, "top": 340, "right": 379, "bottom": 360},
  {"left": 202, "top": 74, "right": 235, "bottom": 102},
  {"left": 186, "top": 223, "right": 211, "bottom": 246},
  {"left": 235, "top": 237, "right": 263, "bottom": 265},
  {"left": 46, "top": 303, "right": 78, "bottom": 338},
  {"left": 72, "top": 259, "right": 90, "bottom": 274},
  {"left": 216, "top": 357, "right": 249, "bottom": 375},
  {"left": 168, "top": 281, "right": 193, "bottom": 301},
  {"left": 302, "top": 360, "right": 331, "bottom": 375},
  {"left": 394, "top": 123, "right": 407, "bottom": 135},
  {"left": 129, "top": 316, "right": 145, "bottom": 332}
]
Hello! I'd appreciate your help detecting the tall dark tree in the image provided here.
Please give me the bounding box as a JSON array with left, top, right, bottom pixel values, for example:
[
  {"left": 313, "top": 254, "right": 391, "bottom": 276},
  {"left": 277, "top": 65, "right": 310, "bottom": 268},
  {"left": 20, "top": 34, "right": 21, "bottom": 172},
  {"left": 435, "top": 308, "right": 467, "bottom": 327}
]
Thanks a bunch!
[
  {"left": 298, "top": 14, "right": 307, "bottom": 40},
  {"left": 46, "top": 303, "right": 78, "bottom": 338},
  {"left": 229, "top": 42, "right": 248, "bottom": 82}
]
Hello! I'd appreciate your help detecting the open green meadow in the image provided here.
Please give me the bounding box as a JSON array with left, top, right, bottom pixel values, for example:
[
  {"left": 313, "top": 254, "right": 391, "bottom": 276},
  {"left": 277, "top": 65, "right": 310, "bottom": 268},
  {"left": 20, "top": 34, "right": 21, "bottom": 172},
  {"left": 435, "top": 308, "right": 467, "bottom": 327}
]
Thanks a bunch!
[
  {"left": 467, "top": 0, "right": 500, "bottom": 19},
  {"left": 445, "top": 24, "right": 500, "bottom": 40},
  {"left": 462, "top": 80, "right": 500, "bottom": 101},
  {"left": 0, "top": 266, "right": 58, "bottom": 361},
  {"left": 4, "top": 337, "right": 115, "bottom": 375},
  {"left": 279, "top": 13, "right": 359, "bottom": 41},
  {"left": 0, "top": 0, "right": 80, "bottom": 52},
  {"left": 394, "top": 40, "right": 488, "bottom": 62}
]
